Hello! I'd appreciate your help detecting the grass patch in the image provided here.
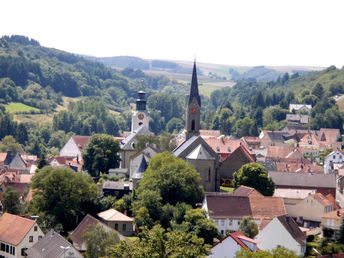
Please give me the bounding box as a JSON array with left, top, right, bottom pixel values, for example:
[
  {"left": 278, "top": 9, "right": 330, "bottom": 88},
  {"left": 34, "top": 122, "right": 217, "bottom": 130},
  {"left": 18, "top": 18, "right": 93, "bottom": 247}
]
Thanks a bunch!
[
  {"left": 127, "top": 236, "right": 139, "bottom": 241},
  {"left": 199, "top": 85, "right": 219, "bottom": 97},
  {"left": 13, "top": 113, "right": 54, "bottom": 124},
  {"left": 220, "top": 186, "right": 234, "bottom": 193},
  {"left": 336, "top": 97, "right": 344, "bottom": 112},
  {"left": 4, "top": 102, "right": 40, "bottom": 114}
]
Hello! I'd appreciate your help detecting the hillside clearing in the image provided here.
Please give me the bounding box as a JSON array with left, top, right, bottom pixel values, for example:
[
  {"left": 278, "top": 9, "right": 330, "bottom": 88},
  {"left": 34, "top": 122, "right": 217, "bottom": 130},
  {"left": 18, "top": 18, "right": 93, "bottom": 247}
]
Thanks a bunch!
[{"left": 4, "top": 102, "right": 40, "bottom": 114}]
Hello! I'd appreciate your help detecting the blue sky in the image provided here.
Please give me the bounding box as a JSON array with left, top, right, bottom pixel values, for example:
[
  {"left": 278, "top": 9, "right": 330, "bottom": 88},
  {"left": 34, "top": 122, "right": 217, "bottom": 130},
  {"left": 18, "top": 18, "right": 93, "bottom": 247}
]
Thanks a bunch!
[{"left": 1, "top": 0, "right": 344, "bottom": 67}]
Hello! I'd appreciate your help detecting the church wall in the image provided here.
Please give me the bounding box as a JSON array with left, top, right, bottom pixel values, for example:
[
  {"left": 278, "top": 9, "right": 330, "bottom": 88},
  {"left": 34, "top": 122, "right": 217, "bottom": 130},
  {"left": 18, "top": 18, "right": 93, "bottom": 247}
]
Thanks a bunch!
[{"left": 187, "top": 159, "right": 215, "bottom": 192}]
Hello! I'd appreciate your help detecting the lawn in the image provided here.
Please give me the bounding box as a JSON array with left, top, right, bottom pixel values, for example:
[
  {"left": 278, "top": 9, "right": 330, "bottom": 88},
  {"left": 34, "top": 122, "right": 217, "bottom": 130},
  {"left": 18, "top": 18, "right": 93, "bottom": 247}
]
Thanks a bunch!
[
  {"left": 220, "top": 186, "right": 234, "bottom": 193},
  {"left": 4, "top": 102, "right": 40, "bottom": 114}
]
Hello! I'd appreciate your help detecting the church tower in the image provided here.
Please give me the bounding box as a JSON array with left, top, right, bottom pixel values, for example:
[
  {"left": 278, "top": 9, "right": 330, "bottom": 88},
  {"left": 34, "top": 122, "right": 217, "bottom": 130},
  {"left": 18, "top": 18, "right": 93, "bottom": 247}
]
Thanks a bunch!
[
  {"left": 185, "top": 61, "right": 201, "bottom": 140},
  {"left": 131, "top": 91, "right": 149, "bottom": 132}
]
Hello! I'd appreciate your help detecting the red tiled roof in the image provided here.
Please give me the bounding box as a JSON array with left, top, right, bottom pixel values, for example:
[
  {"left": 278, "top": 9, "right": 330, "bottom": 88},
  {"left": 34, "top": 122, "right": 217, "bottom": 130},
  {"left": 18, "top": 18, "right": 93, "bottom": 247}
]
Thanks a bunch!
[
  {"left": 212, "top": 231, "right": 258, "bottom": 250},
  {"left": 0, "top": 213, "right": 36, "bottom": 245},
  {"left": 232, "top": 186, "right": 263, "bottom": 198},
  {"left": 275, "top": 161, "right": 323, "bottom": 174},
  {"left": 326, "top": 194, "right": 341, "bottom": 210},
  {"left": 322, "top": 208, "right": 344, "bottom": 219},
  {"left": 72, "top": 136, "right": 91, "bottom": 152},
  {"left": 266, "top": 146, "right": 295, "bottom": 159},
  {"left": 312, "top": 193, "right": 333, "bottom": 207},
  {"left": 71, "top": 214, "right": 100, "bottom": 246}
]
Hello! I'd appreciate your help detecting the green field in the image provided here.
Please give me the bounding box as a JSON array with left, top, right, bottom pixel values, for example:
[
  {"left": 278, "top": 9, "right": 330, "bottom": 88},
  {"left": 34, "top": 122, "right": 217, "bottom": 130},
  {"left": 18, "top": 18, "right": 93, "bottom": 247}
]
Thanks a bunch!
[
  {"left": 199, "top": 85, "right": 220, "bottom": 97},
  {"left": 4, "top": 102, "right": 41, "bottom": 114}
]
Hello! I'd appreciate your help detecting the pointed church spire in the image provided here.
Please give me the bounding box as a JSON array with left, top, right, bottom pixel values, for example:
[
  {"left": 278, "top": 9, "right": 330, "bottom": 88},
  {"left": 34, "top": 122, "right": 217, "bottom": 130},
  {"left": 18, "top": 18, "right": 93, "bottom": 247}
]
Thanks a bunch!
[{"left": 188, "top": 60, "right": 201, "bottom": 107}]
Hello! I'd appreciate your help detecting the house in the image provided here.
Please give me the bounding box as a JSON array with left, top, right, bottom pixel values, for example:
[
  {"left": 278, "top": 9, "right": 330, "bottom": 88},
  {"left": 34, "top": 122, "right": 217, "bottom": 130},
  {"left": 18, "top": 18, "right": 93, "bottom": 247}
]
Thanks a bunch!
[
  {"left": 273, "top": 188, "right": 317, "bottom": 206},
  {"left": 286, "top": 193, "right": 337, "bottom": 227},
  {"left": 289, "top": 104, "right": 312, "bottom": 113},
  {"left": 0, "top": 213, "right": 44, "bottom": 258},
  {"left": 59, "top": 136, "right": 90, "bottom": 160},
  {"left": 97, "top": 208, "right": 135, "bottom": 236},
  {"left": 259, "top": 131, "right": 287, "bottom": 147},
  {"left": 71, "top": 214, "right": 125, "bottom": 252},
  {"left": 321, "top": 208, "right": 344, "bottom": 230},
  {"left": 50, "top": 156, "right": 82, "bottom": 172},
  {"left": 101, "top": 181, "right": 133, "bottom": 198},
  {"left": 209, "top": 231, "right": 258, "bottom": 258},
  {"left": 27, "top": 229, "right": 82, "bottom": 258},
  {"left": 269, "top": 171, "right": 336, "bottom": 197},
  {"left": 286, "top": 114, "right": 310, "bottom": 125},
  {"left": 218, "top": 144, "right": 255, "bottom": 185},
  {"left": 108, "top": 168, "right": 129, "bottom": 179},
  {"left": 256, "top": 215, "right": 306, "bottom": 256},
  {"left": 203, "top": 186, "right": 286, "bottom": 235},
  {"left": 325, "top": 150, "right": 344, "bottom": 174}
]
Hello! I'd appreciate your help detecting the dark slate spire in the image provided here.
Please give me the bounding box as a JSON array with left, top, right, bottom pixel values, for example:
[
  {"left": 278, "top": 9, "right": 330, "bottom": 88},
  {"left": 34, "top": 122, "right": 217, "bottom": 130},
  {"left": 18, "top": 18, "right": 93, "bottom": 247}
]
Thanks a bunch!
[
  {"left": 136, "top": 155, "right": 148, "bottom": 173},
  {"left": 188, "top": 61, "right": 201, "bottom": 106}
]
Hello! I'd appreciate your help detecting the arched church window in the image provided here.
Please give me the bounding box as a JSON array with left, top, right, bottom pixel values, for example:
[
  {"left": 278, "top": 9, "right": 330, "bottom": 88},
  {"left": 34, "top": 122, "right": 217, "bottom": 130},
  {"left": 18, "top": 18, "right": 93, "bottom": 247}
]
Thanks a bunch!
[{"left": 191, "top": 120, "right": 195, "bottom": 131}]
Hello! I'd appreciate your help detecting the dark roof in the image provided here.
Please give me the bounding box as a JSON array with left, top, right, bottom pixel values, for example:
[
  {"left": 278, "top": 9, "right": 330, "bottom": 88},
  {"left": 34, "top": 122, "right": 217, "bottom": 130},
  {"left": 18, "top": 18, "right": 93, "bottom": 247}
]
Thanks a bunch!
[
  {"left": 257, "top": 160, "right": 277, "bottom": 171},
  {"left": 27, "top": 229, "right": 81, "bottom": 258},
  {"left": 269, "top": 171, "right": 336, "bottom": 188},
  {"left": 70, "top": 214, "right": 99, "bottom": 247},
  {"left": 121, "top": 126, "right": 153, "bottom": 150},
  {"left": 265, "top": 131, "right": 286, "bottom": 141},
  {"left": 173, "top": 136, "right": 199, "bottom": 157},
  {"left": 4, "top": 153, "right": 26, "bottom": 168},
  {"left": 276, "top": 215, "right": 306, "bottom": 246},
  {"left": 188, "top": 61, "right": 201, "bottom": 106},
  {"left": 102, "top": 181, "right": 133, "bottom": 191}
]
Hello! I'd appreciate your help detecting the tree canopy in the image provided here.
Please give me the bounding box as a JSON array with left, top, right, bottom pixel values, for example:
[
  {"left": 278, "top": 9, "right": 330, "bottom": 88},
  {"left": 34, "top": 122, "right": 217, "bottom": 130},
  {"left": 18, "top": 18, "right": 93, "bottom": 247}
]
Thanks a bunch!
[
  {"left": 2, "top": 186, "right": 21, "bottom": 214},
  {"left": 238, "top": 216, "right": 259, "bottom": 238},
  {"left": 233, "top": 163, "right": 275, "bottom": 196},
  {"left": 82, "top": 134, "right": 121, "bottom": 177},
  {"left": 30, "top": 167, "right": 98, "bottom": 233}
]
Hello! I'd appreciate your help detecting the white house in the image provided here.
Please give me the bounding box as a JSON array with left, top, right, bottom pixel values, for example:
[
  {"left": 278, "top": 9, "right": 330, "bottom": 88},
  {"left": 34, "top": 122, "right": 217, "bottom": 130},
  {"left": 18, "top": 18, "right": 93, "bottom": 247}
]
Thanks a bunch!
[
  {"left": 59, "top": 136, "right": 90, "bottom": 159},
  {"left": 289, "top": 104, "right": 312, "bottom": 113},
  {"left": 0, "top": 213, "right": 44, "bottom": 258},
  {"left": 256, "top": 215, "right": 306, "bottom": 256},
  {"left": 324, "top": 150, "right": 344, "bottom": 174},
  {"left": 209, "top": 231, "right": 258, "bottom": 258}
]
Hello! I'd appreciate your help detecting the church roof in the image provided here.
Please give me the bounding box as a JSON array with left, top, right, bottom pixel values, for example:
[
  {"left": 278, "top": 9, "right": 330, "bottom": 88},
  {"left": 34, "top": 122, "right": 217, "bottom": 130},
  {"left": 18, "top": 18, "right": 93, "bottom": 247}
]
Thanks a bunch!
[
  {"left": 121, "top": 125, "right": 152, "bottom": 150},
  {"left": 132, "top": 155, "right": 148, "bottom": 179},
  {"left": 186, "top": 144, "right": 215, "bottom": 160},
  {"left": 173, "top": 135, "right": 199, "bottom": 157},
  {"left": 188, "top": 61, "right": 201, "bottom": 106}
]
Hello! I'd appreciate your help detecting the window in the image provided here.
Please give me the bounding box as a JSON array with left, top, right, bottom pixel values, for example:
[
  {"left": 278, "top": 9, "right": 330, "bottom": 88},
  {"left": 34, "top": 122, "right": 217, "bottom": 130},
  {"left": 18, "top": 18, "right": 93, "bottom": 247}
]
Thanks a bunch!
[
  {"left": 34, "top": 226, "right": 38, "bottom": 231},
  {"left": 207, "top": 168, "right": 211, "bottom": 182},
  {"left": 21, "top": 248, "right": 28, "bottom": 256},
  {"left": 12, "top": 247, "right": 15, "bottom": 256},
  {"left": 115, "top": 224, "right": 118, "bottom": 230},
  {"left": 229, "top": 220, "right": 233, "bottom": 226},
  {"left": 221, "top": 220, "right": 225, "bottom": 226},
  {"left": 237, "top": 221, "right": 240, "bottom": 225},
  {"left": 38, "top": 236, "right": 43, "bottom": 241},
  {"left": 29, "top": 236, "right": 33, "bottom": 242},
  {"left": 221, "top": 230, "right": 224, "bottom": 235},
  {"left": 123, "top": 223, "right": 126, "bottom": 231},
  {"left": 191, "top": 120, "right": 195, "bottom": 131},
  {"left": 5, "top": 245, "right": 8, "bottom": 253},
  {"left": 0, "top": 243, "right": 5, "bottom": 251}
]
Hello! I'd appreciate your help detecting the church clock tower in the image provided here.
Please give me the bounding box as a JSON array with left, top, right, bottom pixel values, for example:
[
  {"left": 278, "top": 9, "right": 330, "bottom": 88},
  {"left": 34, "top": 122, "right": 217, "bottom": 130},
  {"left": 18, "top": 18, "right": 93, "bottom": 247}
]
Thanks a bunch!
[
  {"left": 185, "top": 61, "right": 201, "bottom": 140},
  {"left": 131, "top": 91, "right": 149, "bottom": 132}
]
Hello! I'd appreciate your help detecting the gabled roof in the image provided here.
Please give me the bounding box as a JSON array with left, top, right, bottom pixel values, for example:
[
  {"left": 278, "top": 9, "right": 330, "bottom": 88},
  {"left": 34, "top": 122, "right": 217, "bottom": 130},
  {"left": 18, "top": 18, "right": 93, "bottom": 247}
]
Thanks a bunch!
[
  {"left": 186, "top": 144, "right": 215, "bottom": 160},
  {"left": 212, "top": 231, "right": 258, "bottom": 251},
  {"left": 97, "top": 208, "right": 134, "bottom": 222},
  {"left": 121, "top": 126, "right": 153, "bottom": 150},
  {"left": 0, "top": 213, "right": 36, "bottom": 246},
  {"left": 231, "top": 186, "right": 264, "bottom": 198},
  {"left": 266, "top": 146, "right": 295, "bottom": 159},
  {"left": 0, "top": 153, "right": 7, "bottom": 162},
  {"left": 205, "top": 192, "right": 285, "bottom": 221},
  {"left": 269, "top": 171, "right": 336, "bottom": 189},
  {"left": 132, "top": 156, "right": 148, "bottom": 179},
  {"left": 72, "top": 136, "right": 91, "bottom": 152},
  {"left": 27, "top": 229, "right": 81, "bottom": 258},
  {"left": 276, "top": 215, "right": 306, "bottom": 246},
  {"left": 311, "top": 193, "right": 334, "bottom": 207},
  {"left": 322, "top": 208, "right": 344, "bottom": 219},
  {"left": 102, "top": 181, "right": 133, "bottom": 191}
]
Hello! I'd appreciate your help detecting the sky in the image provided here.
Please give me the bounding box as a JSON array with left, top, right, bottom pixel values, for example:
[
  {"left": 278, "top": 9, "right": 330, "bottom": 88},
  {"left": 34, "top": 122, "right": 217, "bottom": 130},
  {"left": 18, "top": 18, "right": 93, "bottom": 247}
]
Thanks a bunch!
[{"left": 1, "top": 0, "right": 344, "bottom": 67}]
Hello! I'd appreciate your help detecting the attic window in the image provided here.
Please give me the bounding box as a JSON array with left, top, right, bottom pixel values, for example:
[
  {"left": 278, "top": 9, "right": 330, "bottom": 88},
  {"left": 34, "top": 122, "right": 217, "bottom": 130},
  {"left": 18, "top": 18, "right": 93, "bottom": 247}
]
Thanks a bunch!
[
  {"left": 216, "top": 146, "right": 220, "bottom": 151},
  {"left": 227, "top": 146, "right": 231, "bottom": 152}
]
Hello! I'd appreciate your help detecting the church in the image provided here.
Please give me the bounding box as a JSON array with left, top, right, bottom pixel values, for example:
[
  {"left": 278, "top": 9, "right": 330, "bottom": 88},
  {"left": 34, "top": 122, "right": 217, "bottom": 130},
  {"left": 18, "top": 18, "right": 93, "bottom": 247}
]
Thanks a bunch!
[{"left": 173, "top": 61, "right": 220, "bottom": 192}]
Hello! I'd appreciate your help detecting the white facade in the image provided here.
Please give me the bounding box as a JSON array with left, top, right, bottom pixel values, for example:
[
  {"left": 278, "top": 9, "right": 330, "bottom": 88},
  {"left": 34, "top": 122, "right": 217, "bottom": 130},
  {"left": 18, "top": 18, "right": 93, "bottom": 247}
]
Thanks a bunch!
[
  {"left": 131, "top": 110, "right": 149, "bottom": 132},
  {"left": 209, "top": 236, "right": 242, "bottom": 258},
  {"left": 325, "top": 150, "right": 344, "bottom": 174},
  {"left": 213, "top": 218, "right": 261, "bottom": 235},
  {"left": 256, "top": 217, "right": 306, "bottom": 256},
  {"left": 0, "top": 222, "right": 44, "bottom": 258},
  {"left": 59, "top": 138, "right": 81, "bottom": 157}
]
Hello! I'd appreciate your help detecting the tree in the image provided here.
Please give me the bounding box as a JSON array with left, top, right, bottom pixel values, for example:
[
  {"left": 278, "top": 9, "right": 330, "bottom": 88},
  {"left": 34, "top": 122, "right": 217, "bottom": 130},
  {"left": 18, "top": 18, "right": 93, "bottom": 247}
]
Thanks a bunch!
[
  {"left": 312, "top": 83, "right": 324, "bottom": 99},
  {"left": 136, "top": 152, "right": 203, "bottom": 206},
  {"left": 335, "top": 216, "right": 344, "bottom": 244},
  {"left": 235, "top": 246, "right": 299, "bottom": 258},
  {"left": 106, "top": 225, "right": 210, "bottom": 257},
  {"left": 0, "top": 135, "right": 21, "bottom": 153},
  {"left": 37, "top": 153, "right": 48, "bottom": 169},
  {"left": 82, "top": 224, "right": 120, "bottom": 258},
  {"left": 238, "top": 216, "right": 258, "bottom": 238},
  {"left": 30, "top": 167, "right": 98, "bottom": 233},
  {"left": 2, "top": 186, "right": 21, "bottom": 214},
  {"left": 82, "top": 134, "right": 121, "bottom": 177},
  {"left": 233, "top": 163, "right": 275, "bottom": 196},
  {"left": 174, "top": 208, "right": 219, "bottom": 245}
]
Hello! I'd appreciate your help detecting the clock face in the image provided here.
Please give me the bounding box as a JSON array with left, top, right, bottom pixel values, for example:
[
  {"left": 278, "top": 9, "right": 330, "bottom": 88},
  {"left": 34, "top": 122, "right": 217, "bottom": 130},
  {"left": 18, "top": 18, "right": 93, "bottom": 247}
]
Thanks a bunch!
[
  {"left": 138, "top": 113, "right": 145, "bottom": 120},
  {"left": 191, "top": 107, "right": 197, "bottom": 114}
]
